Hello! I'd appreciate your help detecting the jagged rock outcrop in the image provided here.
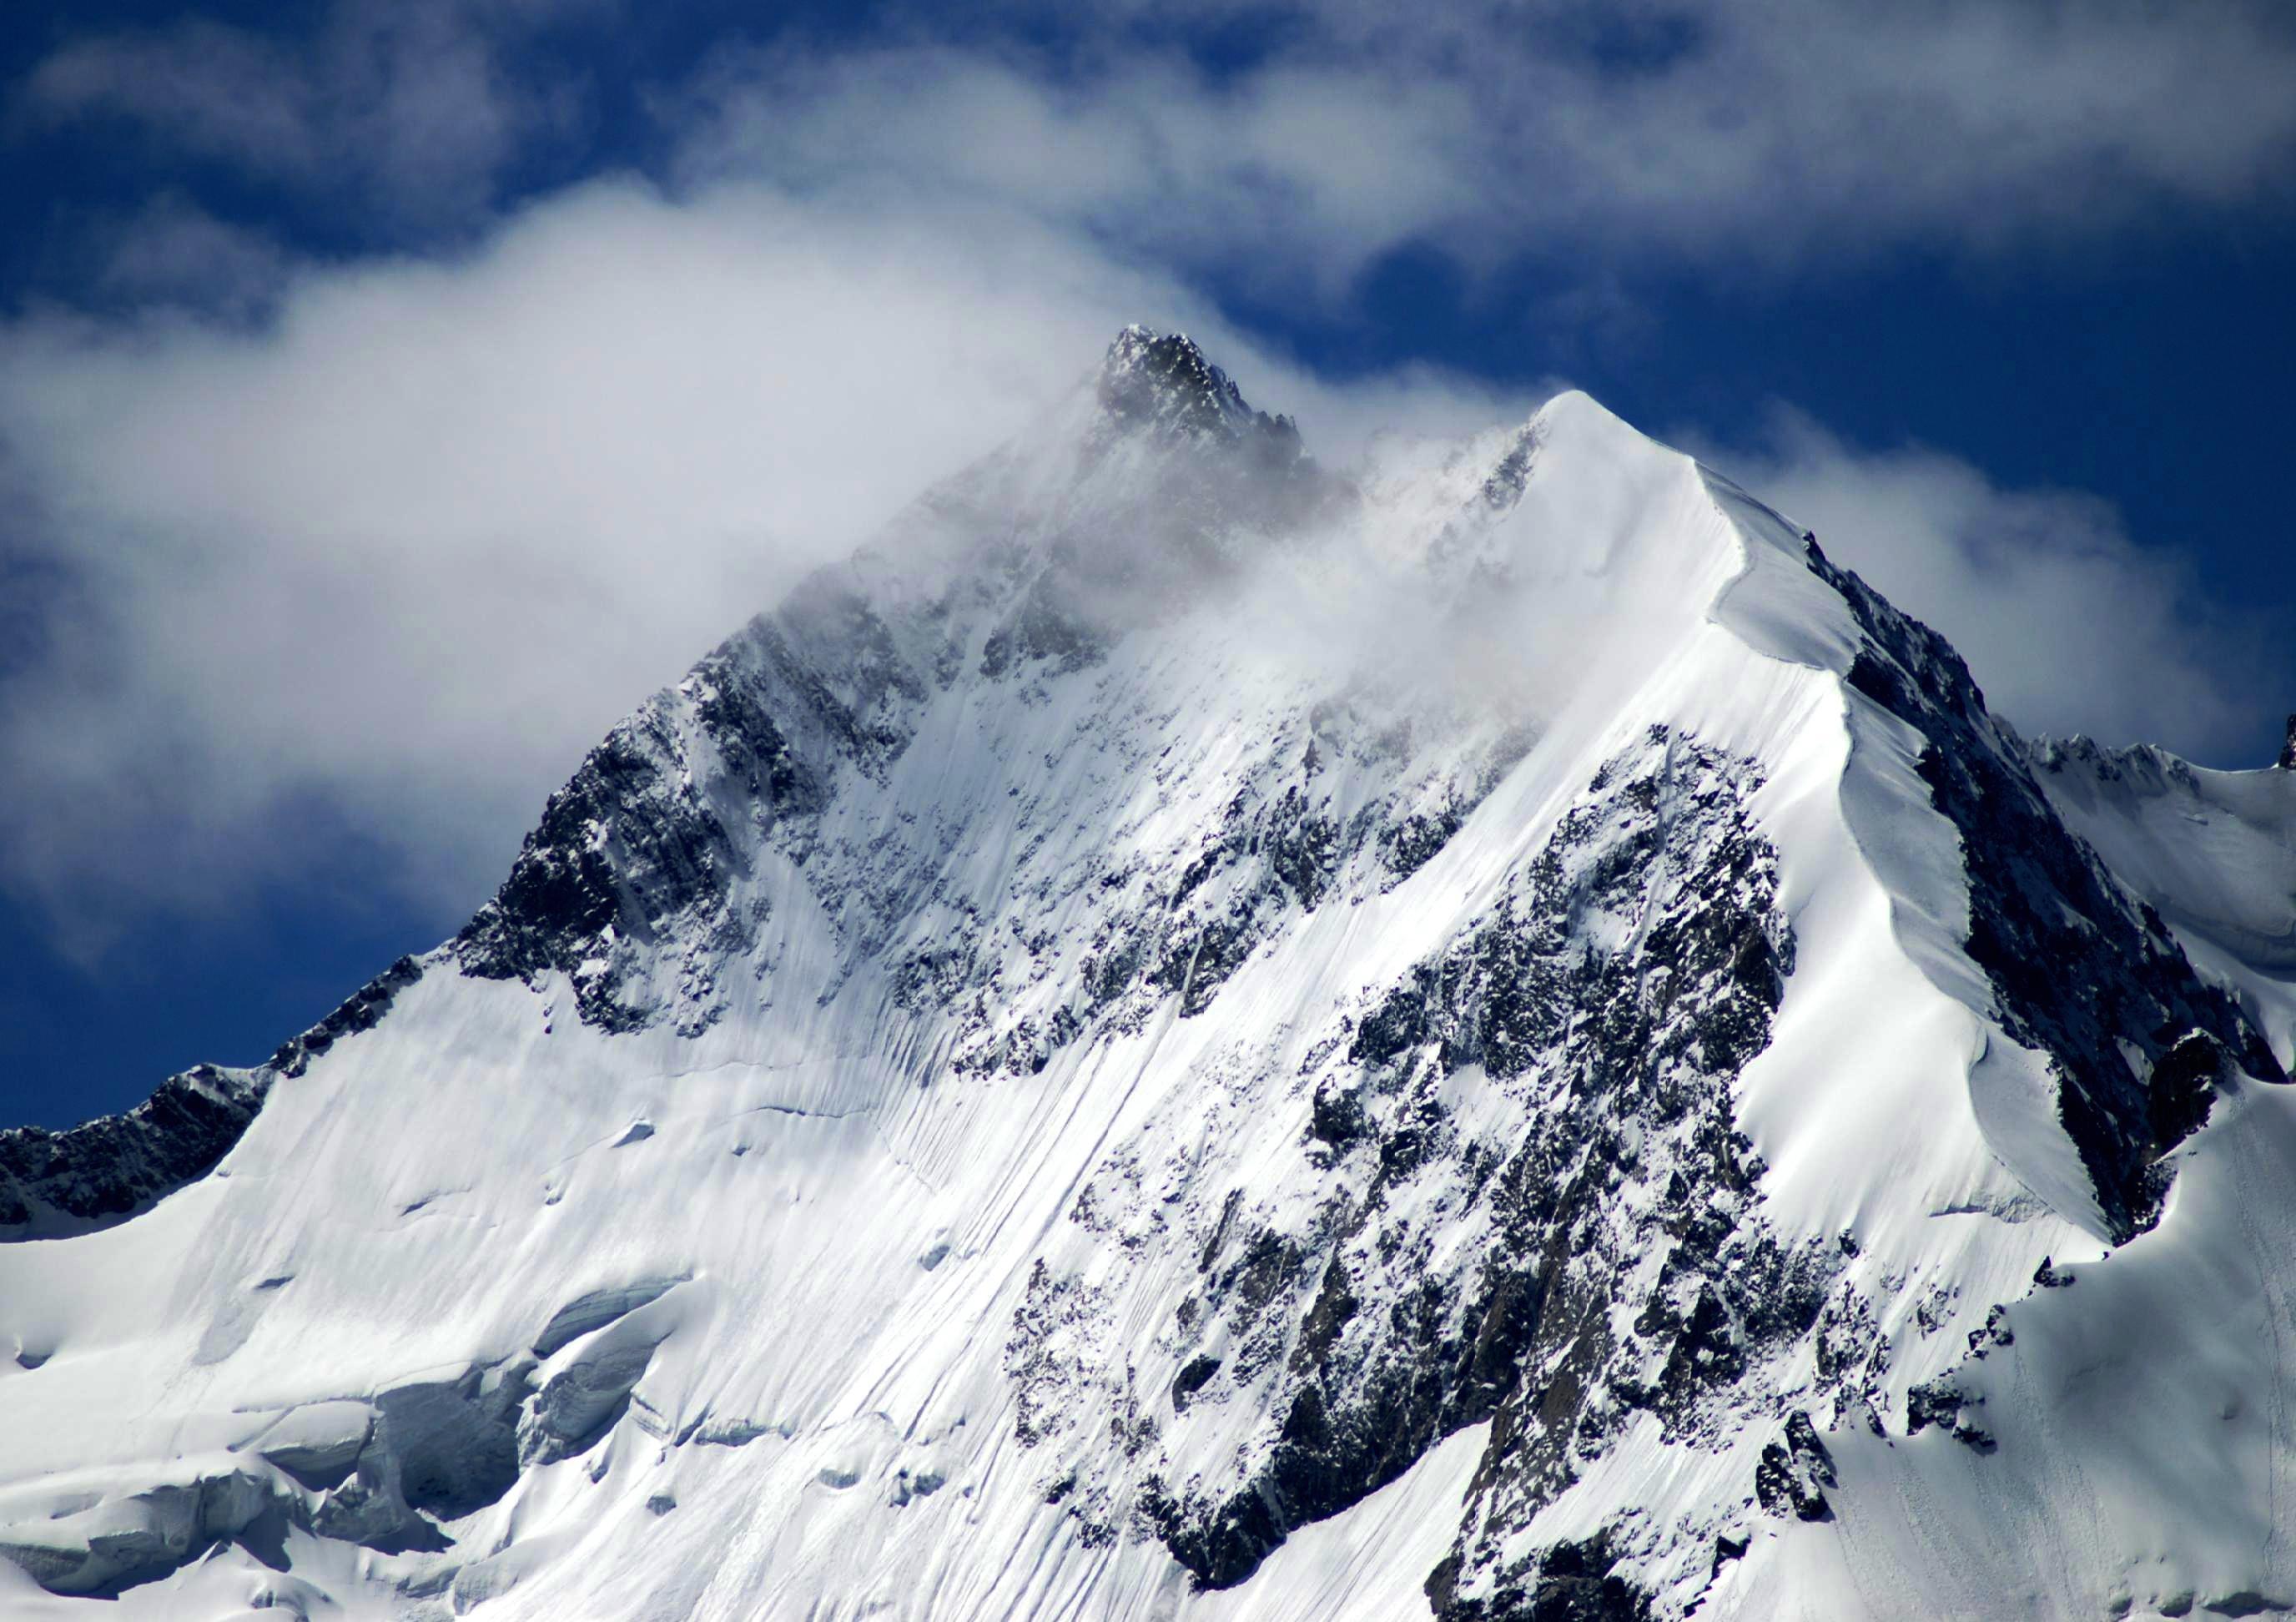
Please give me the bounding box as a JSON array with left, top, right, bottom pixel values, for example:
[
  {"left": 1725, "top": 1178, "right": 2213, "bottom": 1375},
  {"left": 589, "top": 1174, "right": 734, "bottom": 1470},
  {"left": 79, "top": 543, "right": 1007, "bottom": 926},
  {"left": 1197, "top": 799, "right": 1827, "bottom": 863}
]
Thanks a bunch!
[
  {"left": 1810, "top": 541, "right": 2283, "bottom": 1237},
  {"left": 2, "top": 955, "right": 425, "bottom": 1242},
  {"left": 5, "top": 332, "right": 2294, "bottom": 1622},
  {"left": 1062, "top": 731, "right": 1822, "bottom": 1606},
  {"left": 0, "top": 1065, "right": 264, "bottom": 1240}
]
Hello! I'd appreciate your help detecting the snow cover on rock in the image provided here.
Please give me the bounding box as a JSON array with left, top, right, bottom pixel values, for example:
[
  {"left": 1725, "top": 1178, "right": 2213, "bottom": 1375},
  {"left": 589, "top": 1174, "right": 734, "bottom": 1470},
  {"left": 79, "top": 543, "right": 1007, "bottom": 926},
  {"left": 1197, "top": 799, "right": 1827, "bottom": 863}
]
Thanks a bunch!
[
  {"left": 3, "top": 328, "right": 2292, "bottom": 1621},
  {"left": 2031, "top": 735, "right": 2296, "bottom": 1069}
]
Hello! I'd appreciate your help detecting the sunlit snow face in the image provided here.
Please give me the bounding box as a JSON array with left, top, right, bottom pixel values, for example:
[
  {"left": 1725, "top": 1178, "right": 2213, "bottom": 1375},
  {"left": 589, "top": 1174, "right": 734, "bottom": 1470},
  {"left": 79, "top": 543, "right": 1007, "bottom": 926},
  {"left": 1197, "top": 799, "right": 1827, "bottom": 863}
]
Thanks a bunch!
[{"left": 954, "top": 363, "right": 1734, "bottom": 763}]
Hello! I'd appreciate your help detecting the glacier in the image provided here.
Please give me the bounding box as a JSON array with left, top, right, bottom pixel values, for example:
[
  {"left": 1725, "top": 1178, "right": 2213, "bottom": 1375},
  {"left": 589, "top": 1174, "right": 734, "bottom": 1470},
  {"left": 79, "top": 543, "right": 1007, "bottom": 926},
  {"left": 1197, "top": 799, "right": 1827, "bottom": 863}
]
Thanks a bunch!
[{"left": 1, "top": 327, "right": 2292, "bottom": 1621}]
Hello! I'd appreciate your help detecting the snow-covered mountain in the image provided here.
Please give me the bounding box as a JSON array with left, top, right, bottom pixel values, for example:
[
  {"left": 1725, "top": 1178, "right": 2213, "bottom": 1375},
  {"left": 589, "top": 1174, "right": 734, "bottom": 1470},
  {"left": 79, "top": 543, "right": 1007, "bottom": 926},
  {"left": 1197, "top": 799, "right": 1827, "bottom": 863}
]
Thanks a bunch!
[{"left": 3, "top": 329, "right": 2293, "bottom": 1622}]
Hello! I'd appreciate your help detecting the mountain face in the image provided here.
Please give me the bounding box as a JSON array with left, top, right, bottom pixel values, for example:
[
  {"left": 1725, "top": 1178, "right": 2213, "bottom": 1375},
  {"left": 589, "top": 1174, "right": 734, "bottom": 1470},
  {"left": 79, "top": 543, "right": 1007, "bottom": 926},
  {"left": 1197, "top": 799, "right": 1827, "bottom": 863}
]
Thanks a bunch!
[{"left": 3, "top": 330, "right": 2293, "bottom": 1622}]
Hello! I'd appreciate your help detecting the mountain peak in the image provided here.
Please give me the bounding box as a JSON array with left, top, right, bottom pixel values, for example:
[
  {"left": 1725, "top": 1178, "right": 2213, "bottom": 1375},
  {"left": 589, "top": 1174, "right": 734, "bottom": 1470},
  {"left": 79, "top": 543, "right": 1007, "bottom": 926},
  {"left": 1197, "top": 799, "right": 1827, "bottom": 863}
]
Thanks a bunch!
[
  {"left": 2281, "top": 712, "right": 2296, "bottom": 770},
  {"left": 1095, "top": 325, "right": 1301, "bottom": 454},
  {"left": 8, "top": 329, "right": 2296, "bottom": 1622}
]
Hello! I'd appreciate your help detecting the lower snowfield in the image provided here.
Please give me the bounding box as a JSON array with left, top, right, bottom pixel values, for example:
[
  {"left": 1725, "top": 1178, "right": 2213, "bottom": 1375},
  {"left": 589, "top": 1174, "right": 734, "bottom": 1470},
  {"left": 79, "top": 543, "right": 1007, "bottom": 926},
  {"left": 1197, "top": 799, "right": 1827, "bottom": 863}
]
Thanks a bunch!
[{"left": 2, "top": 355, "right": 2290, "bottom": 1621}]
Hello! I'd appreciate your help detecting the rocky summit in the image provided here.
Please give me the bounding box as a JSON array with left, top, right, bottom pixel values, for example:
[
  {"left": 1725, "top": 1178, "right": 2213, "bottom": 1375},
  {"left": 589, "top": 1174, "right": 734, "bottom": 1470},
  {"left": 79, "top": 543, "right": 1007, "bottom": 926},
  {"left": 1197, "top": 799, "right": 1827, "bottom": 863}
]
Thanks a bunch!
[{"left": 2, "top": 332, "right": 2293, "bottom": 1622}]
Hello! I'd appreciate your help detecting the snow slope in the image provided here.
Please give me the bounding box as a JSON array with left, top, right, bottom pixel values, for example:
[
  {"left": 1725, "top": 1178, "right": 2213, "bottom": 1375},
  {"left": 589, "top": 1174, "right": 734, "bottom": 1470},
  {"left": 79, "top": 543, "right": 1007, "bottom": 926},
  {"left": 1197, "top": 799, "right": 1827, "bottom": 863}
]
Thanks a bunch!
[
  {"left": 2032, "top": 735, "right": 2296, "bottom": 1067},
  {"left": 0, "top": 330, "right": 2288, "bottom": 1621}
]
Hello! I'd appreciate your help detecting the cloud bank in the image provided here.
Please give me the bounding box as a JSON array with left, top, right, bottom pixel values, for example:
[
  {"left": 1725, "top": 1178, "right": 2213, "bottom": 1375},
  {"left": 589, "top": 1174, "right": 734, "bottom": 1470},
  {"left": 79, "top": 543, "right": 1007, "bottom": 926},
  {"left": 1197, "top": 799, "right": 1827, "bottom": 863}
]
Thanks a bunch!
[
  {"left": 0, "top": 184, "right": 1167, "bottom": 949},
  {"left": 3, "top": 0, "right": 2292, "bottom": 954},
  {"left": 683, "top": 3, "right": 2296, "bottom": 290},
  {"left": 29, "top": 0, "right": 2296, "bottom": 280},
  {"left": 1699, "top": 410, "right": 2272, "bottom": 763},
  {"left": 18, "top": 0, "right": 592, "bottom": 230},
  {"left": 0, "top": 171, "right": 1536, "bottom": 952}
]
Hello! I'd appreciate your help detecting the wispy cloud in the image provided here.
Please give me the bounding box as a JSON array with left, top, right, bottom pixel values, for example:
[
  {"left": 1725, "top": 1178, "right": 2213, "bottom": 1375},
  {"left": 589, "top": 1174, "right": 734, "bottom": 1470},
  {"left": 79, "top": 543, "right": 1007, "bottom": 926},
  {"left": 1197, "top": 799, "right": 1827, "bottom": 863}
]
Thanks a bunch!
[
  {"left": 0, "top": 178, "right": 1243, "bottom": 952},
  {"left": 3, "top": 0, "right": 2292, "bottom": 954},
  {"left": 673, "top": 2, "right": 2296, "bottom": 289},
  {"left": 1694, "top": 407, "right": 2283, "bottom": 764},
  {"left": 18, "top": 0, "right": 596, "bottom": 229},
  {"left": 23, "top": 1, "right": 2296, "bottom": 280}
]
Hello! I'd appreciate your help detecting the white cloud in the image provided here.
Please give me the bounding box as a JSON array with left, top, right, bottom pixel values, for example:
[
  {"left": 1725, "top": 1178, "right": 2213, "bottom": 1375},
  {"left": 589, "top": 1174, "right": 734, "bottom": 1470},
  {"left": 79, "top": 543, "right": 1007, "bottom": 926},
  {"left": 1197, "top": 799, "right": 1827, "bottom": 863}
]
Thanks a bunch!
[
  {"left": 27, "top": 2, "right": 2296, "bottom": 281},
  {"left": 5, "top": 0, "right": 2290, "bottom": 955},
  {"left": 0, "top": 172, "right": 1528, "bottom": 954},
  {"left": 74, "top": 195, "right": 294, "bottom": 314},
  {"left": 0, "top": 184, "right": 1115, "bottom": 947},
  {"left": 671, "top": 3, "right": 2296, "bottom": 290},
  {"left": 18, "top": 0, "right": 591, "bottom": 227},
  {"left": 1695, "top": 408, "right": 2278, "bottom": 763}
]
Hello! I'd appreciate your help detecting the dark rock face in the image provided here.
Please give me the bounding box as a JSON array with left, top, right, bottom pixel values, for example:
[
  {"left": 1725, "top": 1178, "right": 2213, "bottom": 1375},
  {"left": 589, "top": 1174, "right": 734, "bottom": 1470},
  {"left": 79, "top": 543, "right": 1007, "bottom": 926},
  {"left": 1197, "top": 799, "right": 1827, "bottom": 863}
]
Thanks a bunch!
[
  {"left": 1754, "top": 1410, "right": 1837, "bottom": 1521},
  {"left": 2280, "top": 713, "right": 2296, "bottom": 772},
  {"left": 269, "top": 955, "right": 422, "bottom": 1077},
  {"left": 1810, "top": 542, "right": 2283, "bottom": 1238},
  {"left": 1423, "top": 737, "right": 1825, "bottom": 1615},
  {"left": 1096, "top": 328, "right": 1307, "bottom": 465},
  {"left": 1, "top": 955, "right": 425, "bottom": 1241},
  {"left": 1478, "top": 428, "right": 1539, "bottom": 513},
  {"left": 1903, "top": 1377, "right": 1995, "bottom": 1453},
  {"left": 454, "top": 594, "right": 921, "bottom": 1033},
  {"left": 1433, "top": 1534, "right": 1654, "bottom": 1622},
  {"left": 452, "top": 697, "right": 761, "bottom": 1035},
  {"left": 1097, "top": 718, "right": 1517, "bottom": 1040},
  {"left": 978, "top": 570, "right": 1109, "bottom": 679},
  {"left": 0, "top": 1065, "right": 264, "bottom": 1239},
  {"left": 1010, "top": 730, "right": 1829, "bottom": 1613}
]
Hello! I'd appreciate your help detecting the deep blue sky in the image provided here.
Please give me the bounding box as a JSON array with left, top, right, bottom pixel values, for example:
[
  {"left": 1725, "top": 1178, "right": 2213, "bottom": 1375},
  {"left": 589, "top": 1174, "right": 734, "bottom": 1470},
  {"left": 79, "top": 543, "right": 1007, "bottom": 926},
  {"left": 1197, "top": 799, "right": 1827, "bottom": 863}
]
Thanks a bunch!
[{"left": 3, "top": 0, "right": 2293, "bottom": 1129}]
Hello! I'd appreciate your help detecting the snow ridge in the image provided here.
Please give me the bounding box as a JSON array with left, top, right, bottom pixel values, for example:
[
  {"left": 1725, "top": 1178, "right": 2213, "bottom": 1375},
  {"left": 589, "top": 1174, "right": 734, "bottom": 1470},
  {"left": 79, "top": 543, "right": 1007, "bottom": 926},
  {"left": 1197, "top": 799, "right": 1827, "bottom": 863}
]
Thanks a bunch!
[{"left": 1, "top": 330, "right": 2292, "bottom": 1622}]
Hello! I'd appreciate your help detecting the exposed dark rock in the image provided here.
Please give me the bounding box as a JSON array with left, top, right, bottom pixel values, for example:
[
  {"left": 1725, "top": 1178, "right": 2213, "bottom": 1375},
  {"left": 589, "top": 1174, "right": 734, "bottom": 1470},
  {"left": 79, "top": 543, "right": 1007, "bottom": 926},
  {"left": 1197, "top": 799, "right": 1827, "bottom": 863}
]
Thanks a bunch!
[
  {"left": 1438, "top": 1534, "right": 1655, "bottom": 1622},
  {"left": 454, "top": 605, "right": 911, "bottom": 1032},
  {"left": 0, "top": 1065, "right": 264, "bottom": 1240},
  {"left": 1171, "top": 1357, "right": 1222, "bottom": 1413},
  {"left": 1754, "top": 1410, "right": 1837, "bottom": 1521},
  {"left": 1060, "top": 732, "right": 1827, "bottom": 1601},
  {"left": 1966, "top": 1303, "right": 2015, "bottom": 1355},
  {"left": 3, "top": 953, "right": 430, "bottom": 1242},
  {"left": 1096, "top": 328, "right": 1305, "bottom": 461},
  {"left": 1479, "top": 429, "right": 1539, "bottom": 513},
  {"left": 1307, "top": 1082, "right": 1369, "bottom": 1148},
  {"left": 453, "top": 701, "right": 759, "bottom": 1032},
  {"left": 1905, "top": 1378, "right": 1994, "bottom": 1452},
  {"left": 1385, "top": 803, "right": 1468, "bottom": 883},
  {"left": 1904, "top": 1378, "right": 1958, "bottom": 1435},
  {"left": 979, "top": 571, "right": 1109, "bottom": 678},
  {"left": 269, "top": 955, "right": 424, "bottom": 1077},
  {"left": 1816, "top": 549, "right": 2283, "bottom": 1239},
  {"left": 1080, "top": 757, "right": 1405, "bottom": 1033},
  {"left": 2279, "top": 714, "right": 2296, "bottom": 772},
  {"left": 1087, "top": 327, "right": 1343, "bottom": 548}
]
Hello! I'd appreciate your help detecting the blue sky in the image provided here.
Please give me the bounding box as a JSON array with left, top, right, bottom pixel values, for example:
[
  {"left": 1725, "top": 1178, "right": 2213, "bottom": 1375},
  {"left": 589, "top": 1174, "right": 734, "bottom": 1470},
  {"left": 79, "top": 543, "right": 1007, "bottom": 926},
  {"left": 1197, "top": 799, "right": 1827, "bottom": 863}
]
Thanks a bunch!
[{"left": 3, "top": 0, "right": 2293, "bottom": 1128}]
